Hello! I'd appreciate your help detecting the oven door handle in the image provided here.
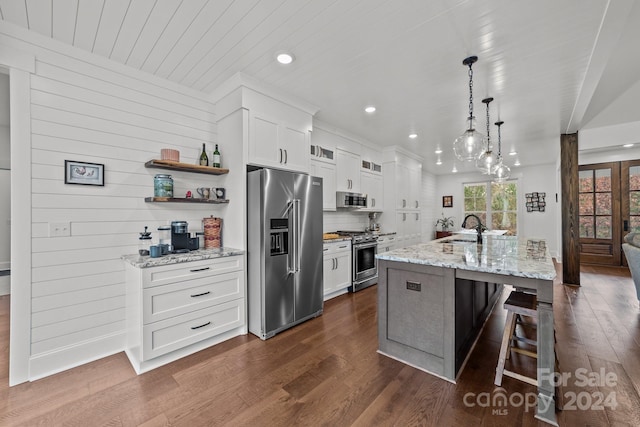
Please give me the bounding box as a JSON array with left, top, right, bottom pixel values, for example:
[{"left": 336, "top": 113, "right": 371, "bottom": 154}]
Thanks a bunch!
[{"left": 354, "top": 241, "right": 378, "bottom": 250}]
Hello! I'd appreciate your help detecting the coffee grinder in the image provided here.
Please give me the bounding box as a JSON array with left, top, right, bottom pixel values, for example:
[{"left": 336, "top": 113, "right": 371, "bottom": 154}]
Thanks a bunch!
[{"left": 171, "top": 220, "right": 199, "bottom": 251}]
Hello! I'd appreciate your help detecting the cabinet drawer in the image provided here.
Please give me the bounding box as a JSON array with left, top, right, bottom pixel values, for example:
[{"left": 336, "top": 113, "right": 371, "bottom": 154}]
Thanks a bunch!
[
  {"left": 142, "top": 255, "right": 244, "bottom": 288},
  {"left": 323, "top": 241, "right": 351, "bottom": 255},
  {"left": 143, "top": 299, "right": 244, "bottom": 360},
  {"left": 143, "top": 271, "right": 244, "bottom": 324}
]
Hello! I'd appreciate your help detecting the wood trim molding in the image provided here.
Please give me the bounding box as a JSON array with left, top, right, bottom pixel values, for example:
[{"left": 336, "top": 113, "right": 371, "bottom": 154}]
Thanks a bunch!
[
  {"left": 0, "top": 42, "right": 35, "bottom": 73},
  {"left": 561, "top": 133, "right": 580, "bottom": 285},
  {"left": 9, "top": 67, "right": 32, "bottom": 385}
]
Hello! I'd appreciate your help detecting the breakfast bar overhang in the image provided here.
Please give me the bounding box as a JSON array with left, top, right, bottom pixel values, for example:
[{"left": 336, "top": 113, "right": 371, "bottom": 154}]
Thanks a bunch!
[{"left": 376, "top": 236, "right": 557, "bottom": 426}]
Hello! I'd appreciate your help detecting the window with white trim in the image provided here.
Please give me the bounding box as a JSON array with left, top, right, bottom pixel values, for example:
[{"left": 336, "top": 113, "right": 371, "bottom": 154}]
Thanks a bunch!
[{"left": 463, "top": 180, "right": 518, "bottom": 235}]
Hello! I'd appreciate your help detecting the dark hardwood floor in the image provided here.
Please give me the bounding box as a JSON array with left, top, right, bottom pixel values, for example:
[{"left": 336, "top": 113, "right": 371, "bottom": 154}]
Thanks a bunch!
[{"left": 0, "top": 263, "right": 639, "bottom": 426}]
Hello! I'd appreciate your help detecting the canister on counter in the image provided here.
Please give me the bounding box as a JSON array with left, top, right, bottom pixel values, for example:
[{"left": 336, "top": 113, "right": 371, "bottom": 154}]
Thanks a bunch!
[
  {"left": 203, "top": 216, "right": 222, "bottom": 248},
  {"left": 154, "top": 174, "right": 173, "bottom": 197}
]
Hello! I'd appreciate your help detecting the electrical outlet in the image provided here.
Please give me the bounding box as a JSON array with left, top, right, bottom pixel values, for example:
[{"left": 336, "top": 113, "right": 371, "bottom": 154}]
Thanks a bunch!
[{"left": 49, "top": 222, "right": 71, "bottom": 237}]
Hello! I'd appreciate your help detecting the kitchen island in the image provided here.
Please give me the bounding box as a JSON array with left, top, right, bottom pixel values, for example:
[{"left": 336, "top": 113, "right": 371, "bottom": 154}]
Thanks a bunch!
[{"left": 376, "top": 235, "right": 557, "bottom": 426}]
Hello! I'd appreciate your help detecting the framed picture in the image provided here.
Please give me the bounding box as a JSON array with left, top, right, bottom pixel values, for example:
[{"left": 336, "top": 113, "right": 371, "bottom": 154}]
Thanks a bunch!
[
  {"left": 442, "top": 195, "right": 453, "bottom": 208},
  {"left": 65, "top": 160, "right": 104, "bottom": 186}
]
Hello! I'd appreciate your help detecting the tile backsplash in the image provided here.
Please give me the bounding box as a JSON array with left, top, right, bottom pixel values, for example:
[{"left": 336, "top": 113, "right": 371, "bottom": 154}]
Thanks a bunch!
[{"left": 323, "top": 211, "right": 369, "bottom": 233}]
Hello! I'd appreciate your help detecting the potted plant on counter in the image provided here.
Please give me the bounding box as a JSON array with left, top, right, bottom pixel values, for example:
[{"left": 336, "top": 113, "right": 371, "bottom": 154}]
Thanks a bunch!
[{"left": 435, "top": 213, "right": 454, "bottom": 239}]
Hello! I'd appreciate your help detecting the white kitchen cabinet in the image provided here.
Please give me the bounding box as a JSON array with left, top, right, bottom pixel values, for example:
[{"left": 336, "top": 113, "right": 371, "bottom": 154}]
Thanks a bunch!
[
  {"left": 394, "top": 211, "right": 422, "bottom": 247},
  {"left": 323, "top": 240, "right": 351, "bottom": 300},
  {"left": 360, "top": 171, "right": 383, "bottom": 212},
  {"left": 310, "top": 160, "right": 337, "bottom": 211},
  {"left": 248, "top": 111, "right": 309, "bottom": 173},
  {"left": 409, "top": 167, "right": 422, "bottom": 209},
  {"left": 125, "top": 255, "right": 245, "bottom": 374},
  {"left": 377, "top": 234, "right": 397, "bottom": 253},
  {"left": 336, "top": 149, "right": 361, "bottom": 192},
  {"left": 381, "top": 148, "right": 424, "bottom": 246},
  {"left": 310, "top": 143, "right": 335, "bottom": 164},
  {"left": 395, "top": 164, "right": 411, "bottom": 209},
  {"left": 394, "top": 211, "right": 409, "bottom": 248},
  {"left": 407, "top": 211, "right": 422, "bottom": 246},
  {"left": 392, "top": 212, "right": 422, "bottom": 247}
]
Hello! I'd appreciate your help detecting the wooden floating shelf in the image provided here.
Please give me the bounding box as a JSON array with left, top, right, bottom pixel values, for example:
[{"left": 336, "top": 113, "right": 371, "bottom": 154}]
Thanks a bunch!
[
  {"left": 145, "top": 197, "right": 229, "bottom": 204},
  {"left": 145, "top": 159, "right": 229, "bottom": 175}
]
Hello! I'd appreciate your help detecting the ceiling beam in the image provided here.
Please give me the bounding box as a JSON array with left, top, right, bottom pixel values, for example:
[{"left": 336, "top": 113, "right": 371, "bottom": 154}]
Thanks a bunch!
[{"left": 566, "top": 0, "right": 635, "bottom": 133}]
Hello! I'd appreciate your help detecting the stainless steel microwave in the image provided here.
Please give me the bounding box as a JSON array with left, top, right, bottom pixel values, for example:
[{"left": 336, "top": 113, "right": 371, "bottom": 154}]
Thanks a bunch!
[{"left": 336, "top": 191, "right": 367, "bottom": 208}]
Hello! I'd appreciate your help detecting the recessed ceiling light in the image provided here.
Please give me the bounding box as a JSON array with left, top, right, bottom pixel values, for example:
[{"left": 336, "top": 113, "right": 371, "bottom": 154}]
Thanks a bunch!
[
  {"left": 276, "top": 52, "right": 294, "bottom": 64},
  {"left": 364, "top": 106, "right": 376, "bottom": 113},
  {"left": 623, "top": 143, "right": 634, "bottom": 148},
  {"left": 436, "top": 158, "right": 442, "bottom": 165},
  {"left": 434, "top": 148, "right": 443, "bottom": 154},
  {"left": 509, "top": 150, "right": 517, "bottom": 156},
  {"left": 514, "top": 159, "right": 521, "bottom": 166},
  {"left": 452, "top": 165, "right": 458, "bottom": 173},
  {"left": 409, "top": 133, "right": 418, "bottom": 139}
]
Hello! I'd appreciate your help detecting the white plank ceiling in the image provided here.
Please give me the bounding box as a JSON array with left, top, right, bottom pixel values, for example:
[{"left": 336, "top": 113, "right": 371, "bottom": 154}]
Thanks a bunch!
[{"left": 2, "top": 0, "right": 640, "bottom": 174}]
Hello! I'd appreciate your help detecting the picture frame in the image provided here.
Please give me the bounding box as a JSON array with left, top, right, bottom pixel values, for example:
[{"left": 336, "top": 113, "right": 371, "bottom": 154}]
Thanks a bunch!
[
  {"left": 65, "top": 160, "right": 104, "bottom": 186},
  {"left": 442, "top": 195, "right": 453, "bottom": 208}
]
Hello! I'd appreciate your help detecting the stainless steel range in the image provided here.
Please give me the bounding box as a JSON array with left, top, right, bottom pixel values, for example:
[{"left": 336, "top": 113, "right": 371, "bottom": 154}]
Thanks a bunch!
[{"left": 337, "top": 231, "right": 378, "bottom": 292}]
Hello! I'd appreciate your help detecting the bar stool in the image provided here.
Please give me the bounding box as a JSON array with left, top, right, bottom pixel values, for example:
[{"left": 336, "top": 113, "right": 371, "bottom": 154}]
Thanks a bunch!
[{"left": 495, "top": 290, "right": 538, "bottom": 387}]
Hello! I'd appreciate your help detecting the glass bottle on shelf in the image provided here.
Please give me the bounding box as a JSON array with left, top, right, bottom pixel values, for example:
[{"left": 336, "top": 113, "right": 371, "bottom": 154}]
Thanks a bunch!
[
  {"left": 212, "top": 144, "right": 221, "bottom": 168},
  {"left": 199, "top": 143, "right": 209, "bottom": 166}
]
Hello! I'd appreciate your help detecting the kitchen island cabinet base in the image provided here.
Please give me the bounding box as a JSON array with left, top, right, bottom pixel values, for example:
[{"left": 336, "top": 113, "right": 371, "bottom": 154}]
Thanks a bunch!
[
  {"left": 377, "top": 260, "right": 502, "bottom": 383},
  {"left": 378, "top": 256, "right": 557, "bottom": 426}
]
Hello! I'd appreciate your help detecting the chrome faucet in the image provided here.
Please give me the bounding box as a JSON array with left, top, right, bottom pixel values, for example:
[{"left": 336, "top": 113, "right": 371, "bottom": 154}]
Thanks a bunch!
[{"left": 461, "top": 214, "right": 487, "bottom": 243}]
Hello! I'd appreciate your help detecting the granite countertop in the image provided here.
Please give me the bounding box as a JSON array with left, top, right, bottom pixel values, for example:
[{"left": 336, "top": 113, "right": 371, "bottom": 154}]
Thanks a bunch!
[
  {"left": 323, "top": 231, "right": 396, "bottom": 243},
  {"left": 122, "top": 247, "right": 245, "bottom": 268},
  {"left": 376, "top": 235, "right": 556, "bottom": 280},
  {"left": 323, "top": 236, "right": 352, "bottom": 243}
]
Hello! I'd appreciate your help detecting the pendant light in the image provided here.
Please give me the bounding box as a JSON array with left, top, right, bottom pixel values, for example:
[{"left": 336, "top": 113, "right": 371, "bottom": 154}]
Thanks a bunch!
[
  {"left": 476, "top": 97, "right": 497, "bottom": 174},
  {"left": 453, "top": 56, "right": 486, "bottom": 161},
  {"left": 492, "top": 120, "right": 511, "bottom": 181}
]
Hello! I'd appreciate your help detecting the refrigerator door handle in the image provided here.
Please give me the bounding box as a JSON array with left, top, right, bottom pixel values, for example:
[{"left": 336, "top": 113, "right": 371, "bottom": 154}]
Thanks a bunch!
[
  {"left": 293, "top": 199, "right": 301, "bottom": 272},
  {"left": 285, "top": 200, "right": 296, "bottom": 274}
]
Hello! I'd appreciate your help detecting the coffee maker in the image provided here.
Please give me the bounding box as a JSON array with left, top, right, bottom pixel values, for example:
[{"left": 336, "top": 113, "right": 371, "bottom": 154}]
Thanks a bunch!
[{"left": 171, "top": 221, "right": 199, "bottom": 251}]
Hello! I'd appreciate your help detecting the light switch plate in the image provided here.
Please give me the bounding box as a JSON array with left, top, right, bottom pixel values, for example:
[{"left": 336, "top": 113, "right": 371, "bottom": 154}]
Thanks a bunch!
[{"left": 49, "top": 222, "right": 71, "bottom": 237}]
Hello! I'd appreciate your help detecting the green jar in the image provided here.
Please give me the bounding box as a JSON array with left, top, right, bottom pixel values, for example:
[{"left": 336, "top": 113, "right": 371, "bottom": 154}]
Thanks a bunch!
[{"left": 154, "top": 174, "right": 173, "bottom": 197}]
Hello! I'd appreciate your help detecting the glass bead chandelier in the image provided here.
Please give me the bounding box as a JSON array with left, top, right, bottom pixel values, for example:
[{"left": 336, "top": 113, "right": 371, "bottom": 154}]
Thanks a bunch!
[{"left": 453, "top": 56, "right": 486, "bottom": 161}]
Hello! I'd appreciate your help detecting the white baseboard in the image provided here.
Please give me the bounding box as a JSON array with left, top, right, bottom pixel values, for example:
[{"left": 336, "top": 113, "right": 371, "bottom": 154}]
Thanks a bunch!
[
  {"left": 125, "top": 326, "right": 246, "bottom": 375},
  {"left": 0, "top": 275, "right": 9, "bottom": 296},
  {"left": 29, "top": 331, "right": 126, "bottom": 381}
]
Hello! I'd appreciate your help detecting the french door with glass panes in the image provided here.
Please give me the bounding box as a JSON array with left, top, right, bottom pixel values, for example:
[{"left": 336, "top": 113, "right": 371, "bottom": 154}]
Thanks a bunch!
[
  {"left": 579, "top": 160, "right": 640, "bottom": 266},
  {"left": 621, "top": 160, "right": 640, "bottom": 266}
]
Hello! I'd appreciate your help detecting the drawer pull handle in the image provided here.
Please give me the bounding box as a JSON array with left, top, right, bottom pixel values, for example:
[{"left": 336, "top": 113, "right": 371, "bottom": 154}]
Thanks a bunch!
[
  {"left": 406, "top": 281, "right": 421, "bottom": 292},
  {"left": 191, "top": 321, "right": 211, "bottom": 330},
  {"left": 190, "top": 267, "right": 210, "bottom": 272},
  {"left": 190, "top": 291, "right": 211, "bottom": 298}
]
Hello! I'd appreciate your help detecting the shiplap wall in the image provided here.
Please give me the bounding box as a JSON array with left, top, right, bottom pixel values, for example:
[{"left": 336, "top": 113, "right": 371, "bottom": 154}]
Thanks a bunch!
[{"left": 0, "top": 23, "right": 240, "bottom": 377}]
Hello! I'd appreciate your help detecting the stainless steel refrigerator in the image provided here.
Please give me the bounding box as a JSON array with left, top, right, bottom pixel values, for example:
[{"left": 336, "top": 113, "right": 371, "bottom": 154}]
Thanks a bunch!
[{"left": 247, "top": 168, "right": 323, "bottom": 340}]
